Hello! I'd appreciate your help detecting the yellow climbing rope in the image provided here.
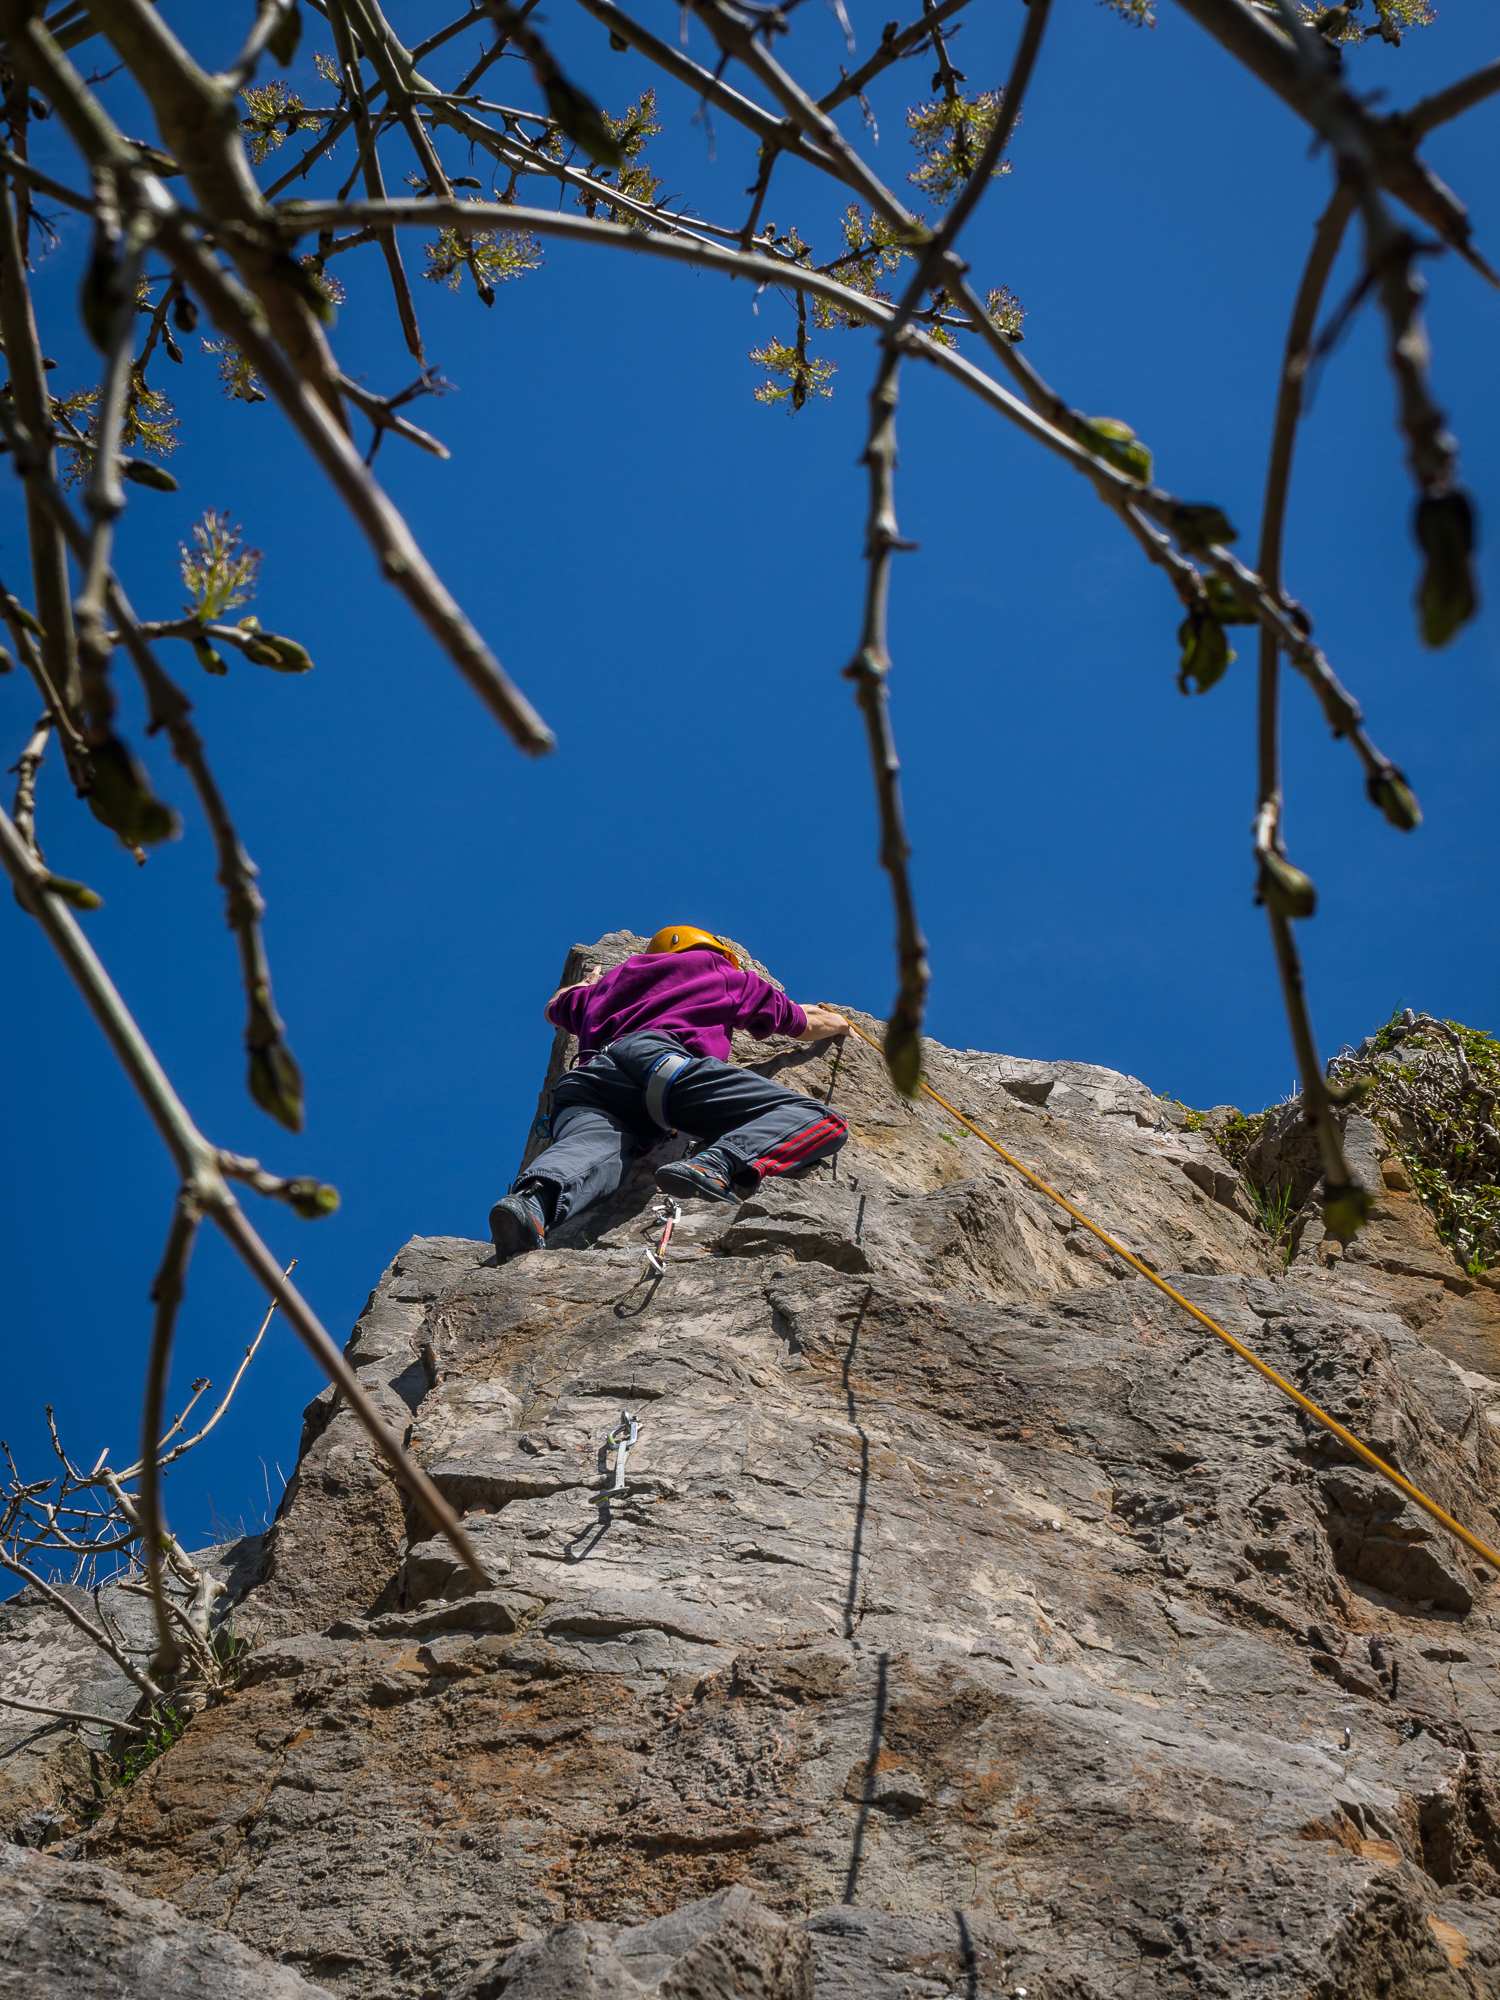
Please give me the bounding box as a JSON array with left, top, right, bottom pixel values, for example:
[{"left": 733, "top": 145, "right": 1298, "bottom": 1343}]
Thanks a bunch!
[{"left": 840, "top": 1018, "right": 1500, "bottom": 1575}]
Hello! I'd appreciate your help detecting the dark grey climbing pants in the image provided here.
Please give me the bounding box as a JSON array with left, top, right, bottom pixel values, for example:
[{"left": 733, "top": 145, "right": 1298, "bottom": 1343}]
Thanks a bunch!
[{"left": 518, "top": 1032, "right": 847, "bottom": 1228}]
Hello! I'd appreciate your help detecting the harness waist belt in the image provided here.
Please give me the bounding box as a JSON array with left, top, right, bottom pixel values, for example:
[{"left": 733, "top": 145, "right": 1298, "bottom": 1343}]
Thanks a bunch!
[{"left": 643, "top": 1049, "right": 694, "bottom": 1131}]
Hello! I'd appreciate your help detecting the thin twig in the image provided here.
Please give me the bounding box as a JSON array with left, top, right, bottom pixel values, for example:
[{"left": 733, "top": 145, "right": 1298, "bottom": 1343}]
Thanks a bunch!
[
  {"left": 137, "top": 1191, "right": 201, "bottom": 1675},
  {"left": 0, "top": 1691, "right": 149, "bottom": 1736},
  {"left": 10, "top": 714, "right": 50, "bottom": 854},
  {"left": 0, "top": 172, "right": 81, "bottom": 725},
  {"left": 818, "top": 0, "right": 971, "bottom": 112},
  {"left": 0, "top": 1547, "right": 163, "bottom": 1700}
]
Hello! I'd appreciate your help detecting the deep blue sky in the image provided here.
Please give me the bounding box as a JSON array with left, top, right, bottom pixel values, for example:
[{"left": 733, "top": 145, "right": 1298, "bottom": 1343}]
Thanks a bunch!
[{"left": 2, "top": 2, "right": 1496, "bottom": 1560}]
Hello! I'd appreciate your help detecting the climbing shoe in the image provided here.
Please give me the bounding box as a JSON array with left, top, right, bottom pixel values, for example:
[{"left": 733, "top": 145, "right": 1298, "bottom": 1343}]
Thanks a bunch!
[
  {"left": 490, "top": 1183, "right": 548, "bottom": 1260},
  {"left": 654, "top": 1148, "right": 742, "bottom": 1207}
]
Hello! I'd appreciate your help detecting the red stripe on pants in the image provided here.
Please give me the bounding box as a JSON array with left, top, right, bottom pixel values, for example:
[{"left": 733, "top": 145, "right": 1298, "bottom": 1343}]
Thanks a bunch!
[{"left": 751, "top": 1112, "right": 847, "bottom": 1179}]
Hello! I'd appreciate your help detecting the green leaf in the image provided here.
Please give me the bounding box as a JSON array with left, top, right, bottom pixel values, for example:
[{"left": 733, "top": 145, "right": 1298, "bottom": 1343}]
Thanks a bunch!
[
  {"left": 1258, "top": 852, "right": 1317, "bottom": 921},
  {"left": 284, "top": 1176, "right": 340, "bottom": 1220},
  {"left": 248, "top": 1039, "right": 305, "bottom": 1134},
  {"left": 543, "top": 76, "right": 625, "bottom": 168},
  {"left": 268, "top": 0, "right": 301, "bottom": 64},
  {"left": 1080, "top": 416, "right": 1152, "bottom": 484},
  {"left": 85, "top": 736, "right": 180, "bottom": 848},
  {"left": 41, "top": 873, "right": 102, "bottom": 911},
  {"left": 8, "top": 601, "right": 44, "bottom": 638},
  {"left": 884, "top": 1013, "right": 923, "bottom": 1098},
  {"left": 121, "top": 457, "right": 179, "bottom": 492},
  {"left": 1168, "top": 501, "right": 1238, "bottom": 551},
  {"left": 192, "top": 637, "right": 228, "bottom": 676},
  {"left": 1176, "top": 610, "right": 1234, "bottom": 695},
  {"left": 1366, "top": 768, "right": 1422, "bottom": 832},
  {"left": 1415, "top": 488, "right": 1478, "bottom": 648},
  {"left": 1321, "top": 1178, "right": 1372, "bottom": 1244}
]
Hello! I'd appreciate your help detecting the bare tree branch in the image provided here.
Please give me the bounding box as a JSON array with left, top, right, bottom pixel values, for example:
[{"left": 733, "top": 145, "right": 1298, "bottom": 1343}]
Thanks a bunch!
[{"left": 818, "top": 0, "right": 971, "bottom": 112}]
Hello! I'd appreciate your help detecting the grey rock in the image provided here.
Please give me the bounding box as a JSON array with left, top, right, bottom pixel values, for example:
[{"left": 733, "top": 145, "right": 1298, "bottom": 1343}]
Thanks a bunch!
[
  {"left": 0, "top": 1841, "right": 332, "bottom": 1997},
  {"left": 39, "top": 947, "right": 1500, "bottom": 1999},
  {"left": 472, "top": 1886, "right": 812, "bottom": 1998},
  {"left": 1319, "top": 1466, "right": 1474, "bottom": 1614}
]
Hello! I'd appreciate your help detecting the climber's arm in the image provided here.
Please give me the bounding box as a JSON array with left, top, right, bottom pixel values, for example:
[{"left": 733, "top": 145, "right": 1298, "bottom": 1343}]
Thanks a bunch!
[
  {"left": 544, "top": 963, "right": 604, "bottom": 1026},
  {"left": 796, "top": 1005, "right": 850, "bottom": 1041}
]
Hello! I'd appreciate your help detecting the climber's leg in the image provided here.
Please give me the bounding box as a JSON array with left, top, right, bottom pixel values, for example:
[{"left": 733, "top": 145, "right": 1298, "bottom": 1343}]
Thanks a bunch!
[
  {"left": 492, "top": 1051, "right": 651, "bottom": 1257},
  {"left": 651, "top": 1056, "right": 847, "bottom": 1199},
  {"left": 517, "top": 1101, "right": 640, "bottom": 1230}
]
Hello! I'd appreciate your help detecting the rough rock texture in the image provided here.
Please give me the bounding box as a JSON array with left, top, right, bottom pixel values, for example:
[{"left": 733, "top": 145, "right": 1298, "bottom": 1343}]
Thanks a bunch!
[
  {"left": 11, "top": 939, "right": 1500, "bottom": 1996},
  {"left": 0, "top": 1840, "right": 333, "bottom": 1996}
]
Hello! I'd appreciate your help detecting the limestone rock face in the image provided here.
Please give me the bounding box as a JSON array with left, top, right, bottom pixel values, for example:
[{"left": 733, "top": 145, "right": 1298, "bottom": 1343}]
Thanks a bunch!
[
  {"left": 12, "top": 943, "right": 1500, "bottom": 1997},
  {"left": 0, "top": 1840, "right": 334, "bottom": 1997}
]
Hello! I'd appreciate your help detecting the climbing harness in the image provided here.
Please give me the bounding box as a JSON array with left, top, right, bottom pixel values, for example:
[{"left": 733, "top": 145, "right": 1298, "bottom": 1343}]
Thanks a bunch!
[
  {"left": 644, "top": 1198, "right": 682, "bottom": 1276},
  {"left": 592, "top": 1409, "right": 640, "bottom": 1505},
  {"left": 840, "top": 1019, "right": 1500, "bottom": 1575},
  {"left": 644, "top": 1047, "right": 694, "bottom": 1131}
]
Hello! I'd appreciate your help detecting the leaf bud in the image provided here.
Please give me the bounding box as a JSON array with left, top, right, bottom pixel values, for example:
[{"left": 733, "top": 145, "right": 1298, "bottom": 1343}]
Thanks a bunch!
[
  {"left": 163, "top": 332, "right": 183, "bottom": 365},
  {"left": 171, "top": 294, "right": 199, "bottom": 334},
  {"left": 8, "top": 600, "right": 44, "bottom": 637},
  {"left": 1176, "top": 610, "right": 1234, "bottom": 695},
  {"left": 121, "top": 457, "right": 179, "bottom": 492},
  {"left": 1366, "top": 768, "right": 1422, "bottom": 832},
  {"left": 250, "top": 632, "right": 314, "bottom": 673},
  {"left": 42, "top": 873, "right": 103, "bottom": 911},
  {"left": 248, "top": 1039, "right": 305, "bottom": 1134},
  {"left": 884, "top": 1013, "right": 923, "bottom": 1098},
  {"left": 1080, "top": 415, "right": 1152, "bottom": 484},
  {"left": 285, "top": 1176, "right": 340, "bottom": 1221},
  {"left": 0, "top": 647, "right": 12, "bottom": 674},
  {"left": 1167, "top": 501, "right": 1239, "bottom": 551},
  {"left": 543, "top": 76, "right": 625, "bottom": 168},
  {"left": 1321, "top": 1179, "right": 1372, "bottom": 1244},
  {"left": 451, "top": 175, "right": 483, "bottom": 189},
  {"left": 1414, "top": 487, "right": 1479, "bottom": 649},
  {"left": 192, "top": 638, "right": 227, "bottom": 676},
  {"left": 85, "top": 735, "right": 180, "bottom": 848},
  {"left": 1257, "top": 852, "right": 1317, "bottom": 921}
]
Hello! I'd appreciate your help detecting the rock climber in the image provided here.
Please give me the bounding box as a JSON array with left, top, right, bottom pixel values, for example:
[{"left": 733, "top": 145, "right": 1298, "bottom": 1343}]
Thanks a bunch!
[{"left": 489, "top": 927, "right": 852, "bottom": 1260}]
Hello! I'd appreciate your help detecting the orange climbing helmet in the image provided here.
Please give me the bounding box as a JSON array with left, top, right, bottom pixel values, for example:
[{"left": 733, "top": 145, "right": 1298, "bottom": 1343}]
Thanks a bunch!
[{"left": 645, "top": 926, "right": 739, "bottom": 967}]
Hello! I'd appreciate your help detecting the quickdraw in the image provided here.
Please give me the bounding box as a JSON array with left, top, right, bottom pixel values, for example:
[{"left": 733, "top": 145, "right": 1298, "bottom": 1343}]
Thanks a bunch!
[
  {"left": 592, "top": 1409, "right": 640, "bottom": 1505},
  {"left": 644, "top": 1197, "right": 681, "bottom": 1276}
]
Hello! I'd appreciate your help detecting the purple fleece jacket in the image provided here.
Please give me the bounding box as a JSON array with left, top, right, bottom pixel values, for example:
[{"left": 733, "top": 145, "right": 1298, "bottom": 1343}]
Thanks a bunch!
[{"left": 546, "top": 950, "right": 807, "bottom": 1061}]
